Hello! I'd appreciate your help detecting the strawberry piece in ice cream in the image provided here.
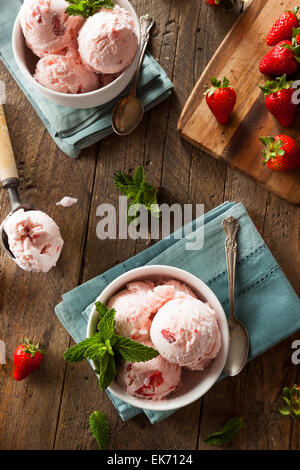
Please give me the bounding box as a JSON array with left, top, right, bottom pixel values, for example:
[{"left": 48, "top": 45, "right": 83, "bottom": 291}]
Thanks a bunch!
[
  {"left": 20, "top": 0, "right": 84, "bottom": 58},
  {"left": 78, "top": 6, "right": 138, "bottom": 74},
  {"left": 150, "top": 297, "right": 221, "bottom": 370},
  {"left": 117, "top": 353, "right": 181, "bottom": 400},
  {"left": 3, "top": 209, "right": 63, "bottom": 273},
  {"left": 34, "top": 51, "right": 99, "bottom": 94}
]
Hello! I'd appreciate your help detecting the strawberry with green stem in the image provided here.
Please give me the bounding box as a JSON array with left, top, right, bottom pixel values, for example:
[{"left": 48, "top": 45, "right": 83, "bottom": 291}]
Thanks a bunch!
[
  {"left": 266, "top": 7, "right": 299, "bottom": 46},
  {"left": 259, "top": 74, "right": 297, "bottom": 127},
  {"left": 13, "top": 339, "right": 45, "bottom": 381},
  {"left": 260, "top": 135, "right": 300, "bottom": 171},
  {"left": 204, "top": 77, "right": 236, "bottom": 124},
  {"left": 259, "top": 39, "right": 300, "bottom": 76}
]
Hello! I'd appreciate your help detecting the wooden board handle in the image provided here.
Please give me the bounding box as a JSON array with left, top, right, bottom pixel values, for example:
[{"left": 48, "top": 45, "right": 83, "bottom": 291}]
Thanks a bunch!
[{"left": 0, "top": 104, "right": 19, "bottom": 183}]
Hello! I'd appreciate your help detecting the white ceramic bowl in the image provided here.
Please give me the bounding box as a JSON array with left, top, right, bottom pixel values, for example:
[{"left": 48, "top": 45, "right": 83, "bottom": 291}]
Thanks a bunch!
[
  {"left": 12, "top": 0, "right": 141, "bottom": 108},
  {"left": 87, "top": 265, "right": 229, "bottom": 411}
]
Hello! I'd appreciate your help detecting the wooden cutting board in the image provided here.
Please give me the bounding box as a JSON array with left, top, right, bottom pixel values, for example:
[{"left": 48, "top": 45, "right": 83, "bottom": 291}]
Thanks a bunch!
[{"left": 178, "top": 0, "right": 300, "bottom": 205}]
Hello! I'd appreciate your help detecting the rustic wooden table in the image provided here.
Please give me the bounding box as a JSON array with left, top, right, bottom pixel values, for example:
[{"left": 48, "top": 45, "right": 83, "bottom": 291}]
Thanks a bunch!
[{"left": 0, "top": 0, "right": 299, "bottom": 450}]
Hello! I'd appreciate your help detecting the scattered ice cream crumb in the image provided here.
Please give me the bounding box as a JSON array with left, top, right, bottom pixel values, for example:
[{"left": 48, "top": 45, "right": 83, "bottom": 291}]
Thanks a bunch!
[{"left": 56, "top": 196, "right": 78, "bottom": 208}]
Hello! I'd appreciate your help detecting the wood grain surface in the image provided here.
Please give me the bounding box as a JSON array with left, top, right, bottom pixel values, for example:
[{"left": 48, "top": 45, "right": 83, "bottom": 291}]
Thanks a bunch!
[
  {"left": 0, "top": 0, "right": 299, "bottom": 450},
  {"left": 178, "top": 0, "right": 300, "bottom": 206}
]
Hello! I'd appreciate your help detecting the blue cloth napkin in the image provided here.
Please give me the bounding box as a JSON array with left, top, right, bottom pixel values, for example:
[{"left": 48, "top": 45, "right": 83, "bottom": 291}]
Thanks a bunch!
[
  {"left": 0, "top": 0, "right": 173, "bottom": 158},
  {"left": 55, "top": 201, "right": 300, "bottom": 424}
]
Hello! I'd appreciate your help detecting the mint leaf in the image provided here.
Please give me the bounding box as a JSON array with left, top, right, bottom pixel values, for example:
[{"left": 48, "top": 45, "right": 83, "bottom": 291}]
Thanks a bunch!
[
  {"left": 97, "top": 307, "right": 116, "bottom": 341},
  {"left": 133, "top": 165, "right": 145, "bottom": 187},
  {"left": 113, "top": 166, "right": 160, "bottom": 225},
  {"left": 89, "top": 411, "right": 110, "bottom": 450},
  {"left": 83, "top": 342, "right": 108, "bottom": 360},
  {"left": 278, "top": 385, "right": 300, "bottom": 423},
  {"left": 64, "top": 334, "right": 103, "bottom": 362},
  {"left": 66, "top": 0, "right": 114, "bottom": 18},
  {"left": 98, "top": 353, "right": 117, "bottom": 391},
  {"left": 95, "top": 301, "right": 110, "bottom": 321},
  {"left": 114, "top": 336, "right": 159, "bottom": 362},
  {"left": 204, "top": 417, "right": 243, "bottom": 445},
  {"left": 113, "top": 171, "right": 138, "bottom": 198}
]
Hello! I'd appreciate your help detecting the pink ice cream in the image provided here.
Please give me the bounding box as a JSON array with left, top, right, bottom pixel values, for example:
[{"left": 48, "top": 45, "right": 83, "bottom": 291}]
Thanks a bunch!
[
  {"left": 117, "top": 352, "right": 181, "bottom": 400},
  {"left": 3, "top": 209, "right": 63, "bottom": 273},
  {"left": 107, "top": 279, "right": 197, "bottom": 341},
  {"left": 34, "top": 51, "right": 99, "bottom": 94},
  {"left": 150, "top": 297, "right": 221, "bottom": 371},
  {"left": 20, "top": 0, "right": 83, "bottom": 58},
  {"left": 56, "top": 196, "right": 78, "bottom": 207},
  {"left": 78, "top": 6, "right": 138, "bottom": 74}
]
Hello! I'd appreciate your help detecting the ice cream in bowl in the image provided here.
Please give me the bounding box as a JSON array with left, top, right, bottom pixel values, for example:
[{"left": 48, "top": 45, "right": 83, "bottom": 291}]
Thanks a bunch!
[
  {"left": 12, "top": 0, "right": 141, "bottom": 108},
  {"left": 87, "top": 265, "right": 229, "bottom": 411}
]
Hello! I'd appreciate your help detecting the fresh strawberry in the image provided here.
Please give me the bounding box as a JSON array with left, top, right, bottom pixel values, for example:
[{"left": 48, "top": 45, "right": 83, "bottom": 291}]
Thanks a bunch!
[
  {"left": 259, "top": 40, "right": 300, "bottom": 76},
  {"left": 259, "top": 74, "right": 297, "bottom": 127},
  {"left": 260, "top": 135, "right": 300, "bottom": 171},
  {"left": 13, "top": 339, "right": 45, "bottom": 381},
  {"left": 204, "top": 77, "right": 236, "bottom": 124},
  {"left": 266, "top": 7, "right": 299, "bottom": 46},
  {"left": 206, "top": 0, "right": 221, "bottom": 5}
]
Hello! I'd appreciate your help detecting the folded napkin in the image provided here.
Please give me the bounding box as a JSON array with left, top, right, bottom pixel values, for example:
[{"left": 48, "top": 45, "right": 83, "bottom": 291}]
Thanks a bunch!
[
  {"left": 55, "top": 201, "right": 300, "bottom": 424},
  {"left": 0, "top": 0, "right": 173, "bottom": 158}
]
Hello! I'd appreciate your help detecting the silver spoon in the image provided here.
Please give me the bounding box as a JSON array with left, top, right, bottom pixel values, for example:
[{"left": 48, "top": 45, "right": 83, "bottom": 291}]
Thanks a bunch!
[
  {"left": 0, "top": 104, "right": 35, "bottom": 259},
  {"left": 222, "top": 216, "right": 249, "bottom": 376},
  {"left": 112, "top": 14, "right": 154, "bottom": 135}
]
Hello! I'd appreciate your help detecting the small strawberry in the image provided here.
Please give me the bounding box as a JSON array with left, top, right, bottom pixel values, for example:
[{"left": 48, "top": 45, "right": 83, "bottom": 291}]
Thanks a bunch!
[
  {"left": 259, "top": 74, "right": 297, "bottom": 127},
  {"left": 206, "top": 0, "right": 221, "bottom": 5},
  {"left": 204, "top": 76, "right": 236, "bottom": 124},
  {"left": 266, "top": 7, "right": 299, "bottom": 46},
  {"left": 260, "top": 135, "right": 300, "bottom": 171},
  {"left": 259, "top": 40, "right": 300, "bottom": 76},
  {"left": 13, "top": 339, "right": 45, "bottom": 381}
]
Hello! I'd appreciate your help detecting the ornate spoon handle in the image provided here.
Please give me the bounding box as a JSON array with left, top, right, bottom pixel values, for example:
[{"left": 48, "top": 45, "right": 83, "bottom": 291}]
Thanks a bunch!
[
  {"left": 130, "top": 15, "right": 155, "bottom": 96},
  {"left": 222, "top": 216, "right": 239, "bottom": 320}
]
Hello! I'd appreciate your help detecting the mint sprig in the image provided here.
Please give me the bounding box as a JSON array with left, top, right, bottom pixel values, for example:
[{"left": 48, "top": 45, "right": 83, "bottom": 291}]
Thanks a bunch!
[
  {"left": 113, "top": 166, "right": 161, "bottom": 224},
  {"left": 65, "top": 0, "right": 114, "bottom": 18},
  {"left": 204, "top": 417, "right": 243, "bottom": 445},
  {"left": 64, "top": 301, "right": 159, "bottom": 391},
  {"left": 89, "top": 411, "right": 110, "bottom": 450},
  {"left": 114, "top": 335, "right": 159, "bottom": 362},
  {"left": 278, "top": 385, "right": 300, "bottom": 423}
]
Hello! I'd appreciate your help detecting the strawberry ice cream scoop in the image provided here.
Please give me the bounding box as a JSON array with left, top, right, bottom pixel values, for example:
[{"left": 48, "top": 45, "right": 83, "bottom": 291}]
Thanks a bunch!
[
  {"left": 3, "top": 209, "right": 63, "bottom": 273},
  {"left": 107, "top": 279, "right": 198, "bottom": 342},
  {"left": 150, "top": 297, "right": 221, "bottom": 370},
  {"left": 34, "top": 51, "right": 99, "bottom": 94},
  {"left": 117, "top": 353, "right": 181, "bottom": 400},
  {"left": 107, "top": 281, "right": 156, "bottom": 341},
  {"left": 78, "top": 6, "right": 138, "bottom": 74},
  {"left": 20, "top": 0, "right": 84, "bottom": 58}
]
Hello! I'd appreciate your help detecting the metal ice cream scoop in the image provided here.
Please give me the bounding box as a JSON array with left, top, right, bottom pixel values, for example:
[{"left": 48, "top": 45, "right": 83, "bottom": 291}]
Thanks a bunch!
[
  {"left": 222, "top": 216, "right": 249, "bottom": 376},
  {"left": 0, "top": 104, "right": 35, "bottom": 259}
]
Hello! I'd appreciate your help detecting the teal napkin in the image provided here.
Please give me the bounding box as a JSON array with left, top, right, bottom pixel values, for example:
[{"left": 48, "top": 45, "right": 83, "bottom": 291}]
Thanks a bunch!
[
  {"left": 0, "top": 0, "right": 173, "bottom": 158},
  {"left": 55, "top": 201, "right": 300, "bottom": 424}
]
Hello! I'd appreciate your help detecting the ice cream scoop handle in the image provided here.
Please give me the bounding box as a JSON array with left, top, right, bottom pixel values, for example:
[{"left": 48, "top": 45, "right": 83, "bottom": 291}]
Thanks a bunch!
[
  {"left": 0, "top": 104, "right": 19, "bottom": 185},
  {"left": 223, "top": 216, "right": 239, "bottom": 320},
  {"left": 130, "top": 15, "right": 155, "bottom": 96}
]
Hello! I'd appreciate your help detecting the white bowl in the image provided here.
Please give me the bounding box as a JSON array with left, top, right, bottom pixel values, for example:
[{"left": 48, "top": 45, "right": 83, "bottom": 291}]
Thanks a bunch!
[
  {"left": 87, "top": 265, "right": 229, "bottom": 411},
  {"left": 12, "top": 0, "right": 141, "bottom": 108}
]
